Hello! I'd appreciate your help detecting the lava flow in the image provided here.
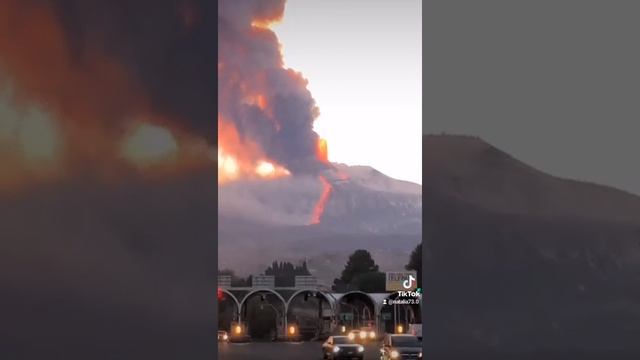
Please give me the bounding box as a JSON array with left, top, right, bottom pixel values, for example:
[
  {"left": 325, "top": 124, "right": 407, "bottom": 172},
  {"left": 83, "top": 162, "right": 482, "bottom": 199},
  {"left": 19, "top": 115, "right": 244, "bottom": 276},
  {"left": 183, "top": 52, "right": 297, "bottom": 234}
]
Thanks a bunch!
[
  {"left": 309, "top": 137, "right": 333, "bottom": 225},
  {"left": 310, "top": 175, "right": 332, "bottom": 225}
]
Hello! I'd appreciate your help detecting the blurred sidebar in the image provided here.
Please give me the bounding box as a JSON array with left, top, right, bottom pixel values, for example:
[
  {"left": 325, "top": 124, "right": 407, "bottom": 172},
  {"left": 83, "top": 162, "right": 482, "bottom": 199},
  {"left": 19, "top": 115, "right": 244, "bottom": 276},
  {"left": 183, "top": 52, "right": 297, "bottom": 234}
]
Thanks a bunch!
[
  {"left": 0, "top": 1, "right": 217, "bottom": 359},
  {"left": 424, "top": 1, "right": 640, "bottom": 359},
  {"left": 217, "top": 0, "right": 422, "bottom": 359}
]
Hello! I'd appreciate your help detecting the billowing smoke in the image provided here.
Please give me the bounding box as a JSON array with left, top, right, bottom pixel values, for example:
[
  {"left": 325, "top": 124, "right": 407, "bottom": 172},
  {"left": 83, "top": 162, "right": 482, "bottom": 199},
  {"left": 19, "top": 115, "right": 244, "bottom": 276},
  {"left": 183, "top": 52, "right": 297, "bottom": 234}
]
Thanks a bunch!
[
  {"left": 218, "top": 0, "right": 327, "bottom": 175},
  {"left": 0, "top": 2, "right": 219, "bottom": 357},
  {"left": 0, "top": 0, "right": 217, "bottom": 173}
]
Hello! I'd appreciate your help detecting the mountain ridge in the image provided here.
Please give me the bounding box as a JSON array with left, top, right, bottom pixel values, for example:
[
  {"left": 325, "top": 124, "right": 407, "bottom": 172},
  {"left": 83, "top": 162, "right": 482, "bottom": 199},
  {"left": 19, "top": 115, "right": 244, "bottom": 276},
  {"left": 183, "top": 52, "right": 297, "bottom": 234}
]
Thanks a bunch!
[{"left": 422, "top": 134, "right": 640, "bottom": 354}]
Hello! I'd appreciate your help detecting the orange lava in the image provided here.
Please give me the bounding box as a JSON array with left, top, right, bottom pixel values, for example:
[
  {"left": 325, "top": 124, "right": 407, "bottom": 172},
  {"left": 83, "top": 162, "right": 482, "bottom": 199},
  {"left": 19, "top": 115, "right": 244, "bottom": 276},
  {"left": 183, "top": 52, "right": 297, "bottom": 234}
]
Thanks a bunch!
[
  {"left": 310, "top": 175, "right": 332, "bottom": 225},
  {"left": 316, "top": 138, "right": 329, "bottom": 163},
  {"left": 218, "top": 116, "right": 290, "bottom": 184}
]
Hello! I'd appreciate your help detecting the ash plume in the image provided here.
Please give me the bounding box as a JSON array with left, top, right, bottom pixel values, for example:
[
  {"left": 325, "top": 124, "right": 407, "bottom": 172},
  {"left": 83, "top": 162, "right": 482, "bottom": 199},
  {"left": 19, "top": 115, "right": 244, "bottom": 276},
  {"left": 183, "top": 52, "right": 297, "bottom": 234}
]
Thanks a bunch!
[
  {"left": 218, "top": 0, "right": 327, "bottom": 174},
  {"left": 0, "top": 0, "right": 217, "bottom": 167}
]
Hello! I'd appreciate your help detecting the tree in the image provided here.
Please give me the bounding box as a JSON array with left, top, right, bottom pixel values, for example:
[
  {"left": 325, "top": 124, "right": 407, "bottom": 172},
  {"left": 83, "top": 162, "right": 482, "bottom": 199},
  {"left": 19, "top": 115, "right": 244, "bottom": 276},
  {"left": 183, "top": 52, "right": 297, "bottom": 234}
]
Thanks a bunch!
[
  {"left": 332, "top": 250, "right": 383, "bottom": 292},
  {"left": 340, "top": 249, "right": 380, "bottom": 284},
  {"left": 405, "top": 243, "right": 422, "bottom": 287},
  {"left": 264, "top": 259, "right": 311, "bottom": 287},
  {"left": 350, "top": 271, "right": 386, "bottom": 292}
]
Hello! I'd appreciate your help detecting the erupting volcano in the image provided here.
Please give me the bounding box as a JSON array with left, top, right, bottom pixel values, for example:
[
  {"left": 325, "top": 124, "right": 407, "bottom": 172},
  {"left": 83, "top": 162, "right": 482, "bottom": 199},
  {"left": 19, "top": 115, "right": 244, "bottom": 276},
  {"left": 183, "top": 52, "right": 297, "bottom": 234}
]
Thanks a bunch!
[{"left": 218, "top": 0, "right": 340, "bottom": 224}]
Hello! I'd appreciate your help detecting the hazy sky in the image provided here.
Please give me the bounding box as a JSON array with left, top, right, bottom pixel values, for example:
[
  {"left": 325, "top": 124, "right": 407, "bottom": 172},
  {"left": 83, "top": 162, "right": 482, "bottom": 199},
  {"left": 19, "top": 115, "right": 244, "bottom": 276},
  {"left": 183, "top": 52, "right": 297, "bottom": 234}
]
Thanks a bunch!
[
  {"left": 425, "top": 1, "right": 640, "bottom": 196},
  {"left": 272, "top": 0, "right": 422, "bottom": 185}
]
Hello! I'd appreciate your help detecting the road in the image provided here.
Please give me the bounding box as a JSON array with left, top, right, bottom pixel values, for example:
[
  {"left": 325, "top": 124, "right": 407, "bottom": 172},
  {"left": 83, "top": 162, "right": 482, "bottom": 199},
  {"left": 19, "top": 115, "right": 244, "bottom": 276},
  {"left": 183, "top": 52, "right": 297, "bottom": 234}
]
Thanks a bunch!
[{"left": 218, "top": 341, "right": 381, "bottom": 360}]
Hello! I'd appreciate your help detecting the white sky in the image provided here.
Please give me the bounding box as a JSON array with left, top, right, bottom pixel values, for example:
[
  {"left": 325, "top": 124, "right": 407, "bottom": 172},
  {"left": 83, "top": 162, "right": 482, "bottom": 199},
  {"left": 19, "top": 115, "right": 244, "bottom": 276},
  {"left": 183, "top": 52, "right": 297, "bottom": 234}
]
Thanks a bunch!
[{"left": 271, "top": 0, "right": 422, "bottom": 185}]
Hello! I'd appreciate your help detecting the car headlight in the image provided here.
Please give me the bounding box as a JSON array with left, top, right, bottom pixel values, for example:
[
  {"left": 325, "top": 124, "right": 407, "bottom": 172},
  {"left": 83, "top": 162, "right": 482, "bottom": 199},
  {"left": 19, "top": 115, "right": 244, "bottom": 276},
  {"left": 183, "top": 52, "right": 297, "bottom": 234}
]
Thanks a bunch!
[
  {"left": 390, "top": 350, "right": 400, "bottom": 359},
  {"left": 369, "top": 331, "right": 376, "bottom": 339},
  {"left": 223, "top": 334, "right": 228, "bottom": 340},
  {"left": 419, "top": 351, "right": 423, "bottom": 358},
  {"left": 357, "top": 345, "right": 364, "bottom": 353},
  {"left": 359, "top": 332, "right": 366, "bottom": 339},
  {"left": 333, "top": 346, "right": 340, "bottom": 353}
]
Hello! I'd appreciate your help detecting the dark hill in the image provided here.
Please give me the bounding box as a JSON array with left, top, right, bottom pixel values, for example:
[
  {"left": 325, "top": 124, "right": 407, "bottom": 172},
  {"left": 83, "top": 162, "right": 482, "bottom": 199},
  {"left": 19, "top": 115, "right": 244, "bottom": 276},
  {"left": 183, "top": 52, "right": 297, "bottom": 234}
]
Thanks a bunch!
[{"left": 423, "top": 135, "right": 640, "bottom": 358}]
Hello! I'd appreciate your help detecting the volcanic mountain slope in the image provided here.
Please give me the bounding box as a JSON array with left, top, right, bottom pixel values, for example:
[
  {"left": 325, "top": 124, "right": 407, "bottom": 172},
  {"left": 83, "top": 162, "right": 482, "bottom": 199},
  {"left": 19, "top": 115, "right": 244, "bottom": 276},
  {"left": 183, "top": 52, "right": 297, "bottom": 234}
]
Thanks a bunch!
[
  {"left": 422, "top": 135, "right": 640, "bottom": 357},
  {"left": 218, "top": 163, "right": 421, "bottom": 233},
  {"left": 218, "top": 165, "right": 422, "bottom": 284}
]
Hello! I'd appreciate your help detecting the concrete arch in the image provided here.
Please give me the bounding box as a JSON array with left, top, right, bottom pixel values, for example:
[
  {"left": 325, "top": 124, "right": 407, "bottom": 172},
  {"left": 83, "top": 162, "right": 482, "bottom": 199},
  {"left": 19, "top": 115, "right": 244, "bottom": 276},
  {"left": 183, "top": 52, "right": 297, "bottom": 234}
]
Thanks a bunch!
[
  {"left": 239, "top": 289, "right": 289, "bottom": 338},
  {"left": 338, "top": 291, "right": 378, "bottom": 325},
  {"left": 239, "top": 288, "right": 288, "bottom": 310},
  {"left": 339, "top": 291, "right": 377, "bottom": 308},
  {"left": 220, "top": 289, "right": 241, "bottom": 311},
  {"left": 285, "top": 289, "right": 336, "bottom": 312},
  {"left": 381, "top": 292, "right": 422, "bottom": 321}
]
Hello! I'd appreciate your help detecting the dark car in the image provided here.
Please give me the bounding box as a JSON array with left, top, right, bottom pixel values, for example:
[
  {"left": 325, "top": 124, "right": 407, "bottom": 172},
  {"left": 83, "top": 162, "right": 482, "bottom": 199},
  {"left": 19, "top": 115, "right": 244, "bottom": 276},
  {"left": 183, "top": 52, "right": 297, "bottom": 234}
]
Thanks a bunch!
[
  {"left": 380, "top": 334, "right": 422, "bottom": 359},
  {"left": 322, "top": 335, "right": 365, "bottom": 360}
]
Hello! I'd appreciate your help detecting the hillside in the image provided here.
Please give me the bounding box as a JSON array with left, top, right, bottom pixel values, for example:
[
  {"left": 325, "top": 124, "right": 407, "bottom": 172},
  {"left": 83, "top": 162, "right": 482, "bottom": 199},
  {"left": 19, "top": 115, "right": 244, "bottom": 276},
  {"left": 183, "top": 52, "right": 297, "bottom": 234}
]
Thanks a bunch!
[
  {"left": 422, "top": 135, "right": 640, "bottom": 357},
  {"left": 424, "top": 134, "right": 640, "bottom": 224}
]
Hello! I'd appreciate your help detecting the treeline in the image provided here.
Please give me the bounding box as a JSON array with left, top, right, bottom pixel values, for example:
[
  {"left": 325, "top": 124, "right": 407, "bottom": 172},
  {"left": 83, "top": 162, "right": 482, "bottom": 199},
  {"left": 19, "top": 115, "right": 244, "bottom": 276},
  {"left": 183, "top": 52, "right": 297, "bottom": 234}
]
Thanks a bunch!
[
  {"left": 218, "top": 260, "right": 310, "bottom": 287},
  {"left": 331, "top": 244, "right": 421, "bottom": 292},
  {"left": 218, "top": 243, "right": 422, "bottom": 292}
]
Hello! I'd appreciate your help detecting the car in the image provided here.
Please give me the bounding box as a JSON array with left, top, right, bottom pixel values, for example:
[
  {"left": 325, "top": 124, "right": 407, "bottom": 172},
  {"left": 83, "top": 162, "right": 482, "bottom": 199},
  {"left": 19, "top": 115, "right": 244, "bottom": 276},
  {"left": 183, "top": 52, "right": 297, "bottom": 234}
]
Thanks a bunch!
[
  {"left": 359, "top": 326, "right": 377, "bottom": 341},
  {"left": 322, "top": 335, "right": 365, "bottom": 360},
  {"left": 347, "top": 329, "right": 365, "bottom": 344},
  {"left": 217, "top": 330, "right": 229, "bottom": 342},
  {"left": 379, "top": 334, "right": 422, "bottom": 359},
  {"left": 407, "top": 324, "right": 422, "bottom": 341}
]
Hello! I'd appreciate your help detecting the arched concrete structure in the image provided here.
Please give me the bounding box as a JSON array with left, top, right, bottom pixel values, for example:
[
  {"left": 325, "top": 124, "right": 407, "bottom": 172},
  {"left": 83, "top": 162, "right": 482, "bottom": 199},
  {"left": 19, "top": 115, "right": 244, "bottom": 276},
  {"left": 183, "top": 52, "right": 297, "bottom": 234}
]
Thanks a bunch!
[
  {"left": 219, "top": 289, "right": 420, "bottom": 338},
  {"left": 220, "top": 288, "right": 241, "bottom": 314},
  {"left": 285, "top": 289, "right": 338, "bottom": 338},
  {"left": 239, "top": 289, "right": 289, "bottom": 337},
  {"left": 378, "top": 292, "right": 422, "bottom": 334},
  {"left": 285, "top": 289, "right": 336, "bottom": 312},
  {"left": 240, "top": 288, "right": 288, "bottom": 310},
  {"left": 336, "top": 291, "right": 378, "bottom": 327}
]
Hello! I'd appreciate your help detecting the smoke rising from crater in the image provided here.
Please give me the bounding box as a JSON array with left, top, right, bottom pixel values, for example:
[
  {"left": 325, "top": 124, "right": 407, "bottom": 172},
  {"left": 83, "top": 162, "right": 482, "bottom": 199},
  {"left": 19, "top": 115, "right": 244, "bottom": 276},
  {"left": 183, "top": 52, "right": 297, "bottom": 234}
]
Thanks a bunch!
[{"left": 218, "top": 0, "right": 327, "bottom": 175}]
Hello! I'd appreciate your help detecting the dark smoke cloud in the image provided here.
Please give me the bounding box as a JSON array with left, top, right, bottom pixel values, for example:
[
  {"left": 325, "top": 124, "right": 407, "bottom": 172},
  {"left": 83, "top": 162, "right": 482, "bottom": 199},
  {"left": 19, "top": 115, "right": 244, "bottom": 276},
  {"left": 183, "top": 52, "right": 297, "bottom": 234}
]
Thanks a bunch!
[
  {"left": 0, "top": 0, "right": 217, "bottom": 150},
  {"left": 49, "top": 0, "right": 218, "bottom": 139},
  {"left": 0, "top": 2, "right": 218, "bottom": 357},
  {"left": 218, "top": 0, "right": 326, "bottom": 174},
  {"left": 1, "top": 0, "right": 324, "bottom": 174}
]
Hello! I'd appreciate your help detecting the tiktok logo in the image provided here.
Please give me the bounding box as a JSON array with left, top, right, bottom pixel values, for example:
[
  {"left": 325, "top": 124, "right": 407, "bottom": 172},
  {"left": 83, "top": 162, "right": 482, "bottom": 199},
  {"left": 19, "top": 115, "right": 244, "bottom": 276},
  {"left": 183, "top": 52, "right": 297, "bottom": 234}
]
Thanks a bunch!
[{"left": 402, "top": 275, "right": 416, "bottom": 289}]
